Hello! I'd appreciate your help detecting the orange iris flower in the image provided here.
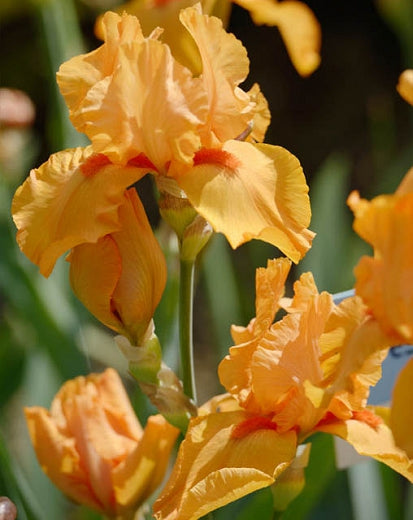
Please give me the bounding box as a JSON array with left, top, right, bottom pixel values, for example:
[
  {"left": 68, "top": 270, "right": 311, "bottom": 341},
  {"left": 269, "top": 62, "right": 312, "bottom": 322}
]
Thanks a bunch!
[
  {"left": 153, "top": 258, "right": 412, "bottom": 520},
  {"left": 347, "top": 167, "right": 413, "bottom": 345},
  {"left": 12, "top": 6, "right": 313, "bottom": 288},
  {"left": 25, "top": 368, "right": 179, "bottom": 518},
  {"left": 100, "top": 0, "right": 321, "bottom": 77}
]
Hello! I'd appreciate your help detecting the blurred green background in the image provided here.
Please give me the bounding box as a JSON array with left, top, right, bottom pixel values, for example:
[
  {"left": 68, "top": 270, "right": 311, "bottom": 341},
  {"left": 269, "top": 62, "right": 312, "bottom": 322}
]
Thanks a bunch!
[{"left": 1, "top": 0, "right": 412, "bottom": 519}]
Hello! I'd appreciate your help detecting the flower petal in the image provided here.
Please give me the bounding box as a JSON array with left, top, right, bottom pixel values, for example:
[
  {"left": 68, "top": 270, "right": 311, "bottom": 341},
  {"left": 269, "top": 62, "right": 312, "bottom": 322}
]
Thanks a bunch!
[
  {"left": 234, "top": 0, "right": 321, "bottom": 76},
  {"left": 348, "top": 186, "right": 413, "bottom": 344},
  {"left": 113, "top": 415, "right": 179, "bottom": 509},
  {"left": 177, "top": 140, "right": 314, "bottom": 262},
  {"left": 153, "top": 410, "right": 296, "bottom": 520},
  {"left": 12, "top": 147, "right": 148, "bottom": 276},
  {"left": 180, "top": 5, "right": 254, "bottom": 145},
  {"left": 317, "top": 419, "right": 413, "bottom": 482},
  {"left": 59, "top": 11, "right": 206, "bottom": 167},
  {"left": 24, "top": 406, "right": 106, "bottom": 513},
  {"left": 390, "top": 358, "right": 413, "bottom": 458}
]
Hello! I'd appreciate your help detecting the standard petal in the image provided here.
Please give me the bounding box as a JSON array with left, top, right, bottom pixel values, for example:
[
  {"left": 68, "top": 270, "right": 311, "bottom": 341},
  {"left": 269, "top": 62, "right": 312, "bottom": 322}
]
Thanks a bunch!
[
  {"left": 390, "top": 358, "right": 413, "bottom": 458},
  {"left": 317, "top": 418, "right": 413, "bottom": 483},
  {"left": 348, "top": 189, "right": 413, "bottom": 344},
  {"left": 12, "top": 147, "right": 148, "bottom": 276},
  {"left": 113, "top": 415, "right": 179, "bottom": 509},
  {"left": 177, "top": 140, "right": 314, "bottom": 262},
  {"left": 180, "top": 5, "right": 254, "bottom": 145},
  {"left": 57, "top": 11, "right": 145, "bottom": 134},
  {"left": 234, "top": 0, "right": 321, "bottom": 76},
  {"left": 153, "top": 410, "right": 296, "bottom": 520}
]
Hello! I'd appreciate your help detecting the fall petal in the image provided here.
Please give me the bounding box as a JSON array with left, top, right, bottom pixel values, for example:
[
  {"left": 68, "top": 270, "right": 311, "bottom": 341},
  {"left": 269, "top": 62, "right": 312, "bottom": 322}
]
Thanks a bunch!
[
  {"left": 153, "top": 410, "right": 296, "bottom": 520},
  {"left": 234, "top": 0, "right": 321, "bottom": 76},
  {"left": 113, "top": 415, "right": 179, "bottom": 509},
  {"left": 178, "top": 141, "right": 314, "bottom": 262},
  {"left": 317, "top": 419, "right": 413, "bottom": 483},
  {"left": 390, "top": 358, "right": 413, "bottom": 458},
  {"left": 12, "top": 147, "right": 147, "bottom": 276}
]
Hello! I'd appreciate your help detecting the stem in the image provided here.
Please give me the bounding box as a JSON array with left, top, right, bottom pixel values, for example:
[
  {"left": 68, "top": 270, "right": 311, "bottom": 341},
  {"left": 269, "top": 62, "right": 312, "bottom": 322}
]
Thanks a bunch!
[
  {"left": 179, "top": 258, "right": 197, "bottom": 402},
  {"left": 272, "top": 511, "right": 284, "bottom": 520}
]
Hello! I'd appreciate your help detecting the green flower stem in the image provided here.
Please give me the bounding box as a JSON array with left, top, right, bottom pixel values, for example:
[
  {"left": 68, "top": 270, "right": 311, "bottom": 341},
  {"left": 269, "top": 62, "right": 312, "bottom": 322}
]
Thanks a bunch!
[
  {"left": 272, "top": 511, "right": 284, "bottom": 520},
  {"left": 179, "top": 258, "right": 197, "bottom": 402}
]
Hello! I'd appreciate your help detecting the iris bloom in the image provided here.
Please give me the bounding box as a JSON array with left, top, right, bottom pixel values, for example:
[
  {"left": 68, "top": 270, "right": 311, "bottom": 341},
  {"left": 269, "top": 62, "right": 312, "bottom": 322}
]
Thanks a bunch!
[
  {"left": 153, "top": 258, "right": 412, "bottom": 520},
  {"left": 12, "top": 6, "right": 313, "bottom": 284},
  {"left": 25, "top": 368, "right": 179, "bottom": 518},
  {"left": 347, "top": 167, "right": 413, "bottom": 345},
  {"left": 99, "top": 0, "right": 321, "bottom": 77}
]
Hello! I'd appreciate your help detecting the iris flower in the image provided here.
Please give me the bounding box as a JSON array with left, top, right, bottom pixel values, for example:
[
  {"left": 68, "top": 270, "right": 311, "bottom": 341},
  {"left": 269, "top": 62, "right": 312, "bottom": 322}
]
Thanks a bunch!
[
  {"left": 25, "top": 368, "right": 179, "bottom": 518},
  {"left": 348, "top": 167, "right": 413, "bottom": 345},
  {"left": 98, "top": 0, "right": 321, "bottom": 77},
  {"left": 153, "top": 258, "right": 412, "bottom": 520},
  {"left": 12, "top": 6, "right": 314, "bottom": 288}
]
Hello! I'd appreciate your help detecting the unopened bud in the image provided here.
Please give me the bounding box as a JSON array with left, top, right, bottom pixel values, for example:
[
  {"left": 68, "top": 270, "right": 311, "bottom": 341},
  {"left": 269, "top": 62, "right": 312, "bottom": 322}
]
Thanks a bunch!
[{"left": 271, "top": 443, "right": 311, "bottom": 512}]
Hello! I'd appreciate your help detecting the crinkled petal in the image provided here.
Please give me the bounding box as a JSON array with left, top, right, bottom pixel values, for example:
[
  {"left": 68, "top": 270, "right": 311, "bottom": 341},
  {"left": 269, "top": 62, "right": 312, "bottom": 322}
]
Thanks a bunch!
[
  {"left": 234, "top": 0, "right": 321, "bottom": 76},
  {"left": 390, "top": 358, "right": 413, "bottom": 458},
  {"left": 12, "top": 147, "right": 148, "bottom": 276},
  {"left": 153, "top": 410, "right": 296, "bottom": 520},
  {"left": 348, "top": 189, "right": 413, "bottom": 344},
  {"left": 180, "top": 5, "right": 254, "bottom": 145},
  {"left": 177, "top": 141, "right": 314, "bottom": 262},
  {"left": 317, "top": 419, "right": 413, "bottom": 482}
]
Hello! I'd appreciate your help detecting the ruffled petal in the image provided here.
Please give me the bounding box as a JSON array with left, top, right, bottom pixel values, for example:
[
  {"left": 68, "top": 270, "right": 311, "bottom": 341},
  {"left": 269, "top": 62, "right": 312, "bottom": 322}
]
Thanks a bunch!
[
  {"left": 12, "top": 147, "right": 148, "bottom": 276},
  {"left": 177, "top": 141, "right": 314, "bottom": 262},
  {"left": 153, "top": 410, "right": 297, "bottom": 520},
  {"left": 234, "top": 0, "right": 321, "bottom": 76},
  {"left": 348, "top": 186, "right": 413, "bottom": 344},
  {"left": 317, "top": 418, "right": 413, "bottom": 483},
  {"left": 113, "top": 415, "right": 179, "bottom": 509},
  {"left": 180, "top": 5, "right": 256, "bottom": 145},
  {"left": 59, "top": 11, "right": 206, "bottom": 168},
  {"left": 390, "top": 358, "right": 413, "bottom": 458}
]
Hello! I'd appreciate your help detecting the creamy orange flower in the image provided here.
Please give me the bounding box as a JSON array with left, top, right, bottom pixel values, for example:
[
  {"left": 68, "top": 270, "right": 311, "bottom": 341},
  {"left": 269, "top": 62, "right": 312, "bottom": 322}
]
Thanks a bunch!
[
  {"left": 99, "top": 0, "right": 321, "bottom": 77},
  {"left": 25, "top": 368, "right": 179, "bottom": 517},
  {"left": 68, "top": 187, "right": 167, "bottom": 345},
  {"left": 153, "top": 259, "right": 412, "bottom": 520},
  {"left": 347, "top": 167, "right": 413, "bottom": 344},
  {"left": 13, "top": 6, "right": 313, "bottom": 276}
]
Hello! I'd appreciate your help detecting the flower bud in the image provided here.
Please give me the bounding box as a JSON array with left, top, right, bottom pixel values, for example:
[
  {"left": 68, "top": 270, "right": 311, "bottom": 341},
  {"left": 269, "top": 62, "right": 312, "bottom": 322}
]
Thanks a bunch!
[{"left": 25, "top": 369, "right": 179, "bottom": 518}]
